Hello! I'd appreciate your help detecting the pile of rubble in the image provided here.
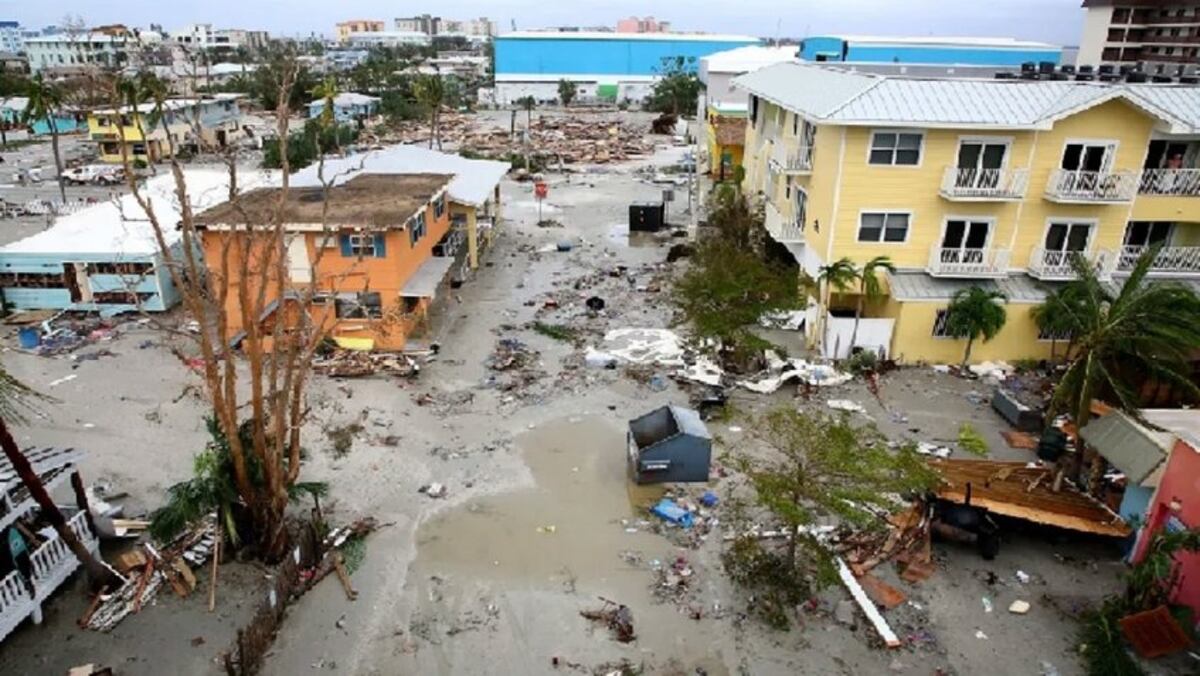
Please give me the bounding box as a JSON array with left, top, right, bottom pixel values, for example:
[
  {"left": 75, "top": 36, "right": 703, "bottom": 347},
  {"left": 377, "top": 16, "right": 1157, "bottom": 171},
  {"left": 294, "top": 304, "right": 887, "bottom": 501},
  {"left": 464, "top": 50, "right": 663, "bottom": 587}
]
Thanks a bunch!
[
  {"left": 377, "top": 113, "right": 657, "bottom": 165},
  {"left": 312, "top": 350, "right": 419, "bottom": 378}
]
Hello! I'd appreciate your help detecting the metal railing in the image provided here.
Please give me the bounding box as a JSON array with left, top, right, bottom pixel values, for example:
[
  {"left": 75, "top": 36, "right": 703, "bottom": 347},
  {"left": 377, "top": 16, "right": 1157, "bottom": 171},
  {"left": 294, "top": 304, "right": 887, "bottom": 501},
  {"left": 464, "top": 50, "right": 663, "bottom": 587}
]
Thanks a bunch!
[
  {"left": 940, "top": 166, "right": 1029, "bottom": 200},
  {"left": 1046, "top": 169, "right": 1141, "bottom": 202},
  {"left": 770, "top": 143, "right": 814, "bottom": 172},
  {"left": 764, "top": 200, "right": 805, "bottom": 244},
  {"left": 1117, "top": 244, "right": 1200, "bottom": 273},
  {"left": 1028, "top": 247, "right": 1115, "bottom": 280},
  {"left": 1138, "top": 168, "right": 1200, "bottom": 196},
  {"left": 927, "top": 246, "right": 1012, "bottom": 277}
]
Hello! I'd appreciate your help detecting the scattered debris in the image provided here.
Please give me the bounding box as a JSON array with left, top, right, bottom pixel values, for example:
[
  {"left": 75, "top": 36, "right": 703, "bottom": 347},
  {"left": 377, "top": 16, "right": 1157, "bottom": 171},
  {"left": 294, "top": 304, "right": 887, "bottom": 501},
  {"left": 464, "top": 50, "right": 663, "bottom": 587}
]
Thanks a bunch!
[
  {"left": 836, "top": 557, "right": 901, "bottom": 648},
  {"left": 580, "top": 598, "right": 636, "bottom": 643},
  {"left": 650, "top": 498, "right": 695, "bottom": 528},
  {"left": 1008, "top": 600, "right": 1031, "bottom": 614},
  {"left": 419, "top": 482, "right": 448, "bottom": 499},
  {"left": 603, "top": 328, "right": 684, "bottom": 366},
  {"left": 827, "top": 400, "right": 866, "bottom": 414},
  {"left": 313, "top": 351, "right": 418, "bottom": 378}
]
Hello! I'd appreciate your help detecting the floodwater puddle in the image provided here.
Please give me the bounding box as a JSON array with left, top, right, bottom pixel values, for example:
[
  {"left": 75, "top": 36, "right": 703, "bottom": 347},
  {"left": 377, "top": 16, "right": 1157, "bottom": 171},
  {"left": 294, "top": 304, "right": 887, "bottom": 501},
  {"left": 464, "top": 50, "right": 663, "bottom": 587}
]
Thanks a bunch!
[{"left": 607, "top": 222, "right": 663, "bottom": 248}]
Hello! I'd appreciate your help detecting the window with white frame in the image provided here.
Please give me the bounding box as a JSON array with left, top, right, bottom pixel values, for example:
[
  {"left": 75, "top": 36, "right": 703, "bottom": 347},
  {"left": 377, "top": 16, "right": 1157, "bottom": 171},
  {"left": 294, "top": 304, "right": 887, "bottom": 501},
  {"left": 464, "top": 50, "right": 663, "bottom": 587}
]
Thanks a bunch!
[
  {"left": 869, "top": 131, "right": 923, "bottom": 166},
  {"left": 1037, "top": 325, "right": 1073, "bottom": 341},
  {"left": 932, "top": 309, "right": 952, "bottom": 338},
  {"left": 857, "top": 212, "right": 910, "bottom": 243},
  {"left": 348, "top": 233, "right": 378, "bottom": 256},
  {"left": 409, "top": 211, "right": 427, "bottom": 246}
]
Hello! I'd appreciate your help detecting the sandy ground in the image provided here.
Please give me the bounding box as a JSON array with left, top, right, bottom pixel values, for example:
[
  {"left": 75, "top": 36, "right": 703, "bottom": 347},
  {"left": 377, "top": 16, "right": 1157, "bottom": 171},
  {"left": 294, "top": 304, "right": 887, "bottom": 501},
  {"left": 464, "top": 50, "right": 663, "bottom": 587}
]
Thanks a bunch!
[{"left": 0, "top": 137, "right": 1139, "bottom": 675}]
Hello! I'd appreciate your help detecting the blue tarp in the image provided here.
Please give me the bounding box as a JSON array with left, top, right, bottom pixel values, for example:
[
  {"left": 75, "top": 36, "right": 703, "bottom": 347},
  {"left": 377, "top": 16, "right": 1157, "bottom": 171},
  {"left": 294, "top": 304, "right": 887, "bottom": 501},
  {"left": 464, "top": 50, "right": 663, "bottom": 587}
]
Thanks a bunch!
[{"left": 650, "top": 498, "right": 694, "bottom": 528}]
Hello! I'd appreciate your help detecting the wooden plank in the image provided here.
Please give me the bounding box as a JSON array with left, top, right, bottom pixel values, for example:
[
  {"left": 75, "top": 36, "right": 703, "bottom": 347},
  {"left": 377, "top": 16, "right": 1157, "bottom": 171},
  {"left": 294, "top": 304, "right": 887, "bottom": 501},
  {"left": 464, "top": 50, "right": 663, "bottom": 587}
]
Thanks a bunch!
[
  {"left": 857, "top": 573, "right": 906, "bottom": 609},
  {"left": 836, "top": 557, "right": 900, "bottom": 649}
]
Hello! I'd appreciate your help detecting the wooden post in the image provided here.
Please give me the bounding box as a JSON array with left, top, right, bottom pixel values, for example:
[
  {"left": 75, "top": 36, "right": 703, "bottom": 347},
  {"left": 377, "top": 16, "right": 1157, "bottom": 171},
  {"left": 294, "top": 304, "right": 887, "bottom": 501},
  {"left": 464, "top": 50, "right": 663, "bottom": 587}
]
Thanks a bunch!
[
  {"left": 70, "top": 470, "right": 97, "bottom": 535},
  {"left": 208, "top": 531, "right": 220, "bottom": 612}
]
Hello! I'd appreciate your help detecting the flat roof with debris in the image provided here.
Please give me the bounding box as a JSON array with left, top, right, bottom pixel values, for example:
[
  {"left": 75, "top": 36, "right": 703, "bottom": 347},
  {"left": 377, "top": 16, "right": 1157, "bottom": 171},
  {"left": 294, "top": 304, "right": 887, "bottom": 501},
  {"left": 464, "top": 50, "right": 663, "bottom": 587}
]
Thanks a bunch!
[
  {"left": 194, "top": 173, "right": 452, "bottom": 230},
  {"left": 930, "top": 458, "right": 1131, "bottom": 537}
]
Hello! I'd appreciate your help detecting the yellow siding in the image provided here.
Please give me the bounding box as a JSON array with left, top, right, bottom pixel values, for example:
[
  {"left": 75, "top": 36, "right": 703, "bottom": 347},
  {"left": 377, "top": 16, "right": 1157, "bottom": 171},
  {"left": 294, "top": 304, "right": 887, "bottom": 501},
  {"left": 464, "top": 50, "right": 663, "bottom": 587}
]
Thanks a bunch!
[
  {"left": 1131, "top": 195, "right": 1197, "bottom": 223},
  {"left": 888, "top": 300, "right": 1056, "bottom": 364}
]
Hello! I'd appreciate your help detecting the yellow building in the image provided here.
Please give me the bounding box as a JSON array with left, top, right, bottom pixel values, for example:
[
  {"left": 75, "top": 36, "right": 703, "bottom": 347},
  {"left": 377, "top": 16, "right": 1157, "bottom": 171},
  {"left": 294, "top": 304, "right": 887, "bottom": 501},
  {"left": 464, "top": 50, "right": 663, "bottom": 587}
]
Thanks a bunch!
[
  {"left": 705, "top": 103, "right": 747, "bottom": 181},
  {"left": 335, "top": 20, "right": 385, "bottom": 43},
  {"left": 735, "top": 63, "right": 1200, "bottom": 364},
  {"left": 87, "top": 95, "right": 244, "bottom": 164}
]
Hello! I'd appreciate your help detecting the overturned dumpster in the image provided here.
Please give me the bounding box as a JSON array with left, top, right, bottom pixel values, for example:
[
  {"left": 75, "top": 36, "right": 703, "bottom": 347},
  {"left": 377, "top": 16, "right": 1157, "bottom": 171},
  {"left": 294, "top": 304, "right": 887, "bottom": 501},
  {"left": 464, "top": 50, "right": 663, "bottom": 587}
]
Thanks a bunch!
[{"left": 627, "top": 405, "right": 712, "bottom": 484}]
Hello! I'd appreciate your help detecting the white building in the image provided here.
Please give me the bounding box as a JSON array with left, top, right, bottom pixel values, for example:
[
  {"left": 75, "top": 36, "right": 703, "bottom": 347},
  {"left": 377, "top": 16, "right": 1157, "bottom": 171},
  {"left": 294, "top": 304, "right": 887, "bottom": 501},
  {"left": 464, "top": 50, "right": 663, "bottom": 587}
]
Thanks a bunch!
[
  {"left": 443, "top": 18, "right": 497, "bottom": 38},
  {"left": 345, "top": 31, "right": 430, "bottom": 48},
  {"left": 699, "top": 45, "right": 797, "bottom": 112},
  {"left": 24, "top": 31, "right": 151, "bottom": 73},
  {"left": 169, "top": 23, "right": 269, "bottom": 51},
  {"left": 0, "top": 21, "right": 23, "bottom": 55}
]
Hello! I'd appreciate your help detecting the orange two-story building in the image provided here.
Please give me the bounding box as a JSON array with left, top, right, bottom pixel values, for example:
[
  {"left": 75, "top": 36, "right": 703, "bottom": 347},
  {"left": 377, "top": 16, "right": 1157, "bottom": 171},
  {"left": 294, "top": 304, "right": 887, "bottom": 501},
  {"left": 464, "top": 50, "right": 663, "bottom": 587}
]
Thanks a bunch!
[{"left": 195, "top": 173, "right": 456, "bottom": 351}]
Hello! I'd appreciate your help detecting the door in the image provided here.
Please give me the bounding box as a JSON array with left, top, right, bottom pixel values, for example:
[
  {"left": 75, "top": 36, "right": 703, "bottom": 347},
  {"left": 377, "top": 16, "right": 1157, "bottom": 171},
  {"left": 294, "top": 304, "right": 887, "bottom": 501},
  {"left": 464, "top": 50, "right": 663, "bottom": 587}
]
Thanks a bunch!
[
  {"left": 285, "top": 235, "right": 312, "bottom": 283},
  {"left": 956, "top": 142, "right": 1007, "bottom": 188},
  {"left": 1061, "top": 142, "right": 1114, "bottom": 193},
  {"left": 941, "top": 219, "right": 991, "bottom": 264}
]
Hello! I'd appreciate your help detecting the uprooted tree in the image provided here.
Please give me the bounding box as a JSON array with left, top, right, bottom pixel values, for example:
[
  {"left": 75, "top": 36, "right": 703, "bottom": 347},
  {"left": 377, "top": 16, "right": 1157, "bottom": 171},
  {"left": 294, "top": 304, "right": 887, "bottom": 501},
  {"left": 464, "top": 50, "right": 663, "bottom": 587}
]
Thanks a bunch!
[
  {"left": 672, "top": 187, "right": 802, "bottom": 369},
  {"left": 724, "top": 409, "right": 937, "bottom": 629},
  {"left": 105, "top": 53, "right": 353, "bottom": 562}
]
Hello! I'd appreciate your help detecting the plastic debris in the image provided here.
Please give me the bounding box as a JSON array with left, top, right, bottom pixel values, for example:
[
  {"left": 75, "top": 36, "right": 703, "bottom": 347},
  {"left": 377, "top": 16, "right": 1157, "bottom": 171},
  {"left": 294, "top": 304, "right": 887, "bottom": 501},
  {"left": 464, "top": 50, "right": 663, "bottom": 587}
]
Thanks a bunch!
[
  {"left": 603, "top": 328, "right": 685, "bottom": 366},
  {"left": 916, "top": 442, "right": 953, "bottom": 459},
  {"left": 678, "top": 356, "right": 723, "bottom": 387},
  {"left": 1009, "top": 600, "right": 1031, "bottom": 614},
  {"left": 650, "top": 498, "right": 695, "bottom": 528},
  {"left": 1016, "top": 570, "right": 1031, "bottom": 584},
  {"left": 827, "top": 400, "right": 866, "bottom": 414},
  {"left": 982, "top": 597, "right": 994, "bottom": 613},
  {"left": 975, "top": 630, "right": 989, "bottom": 640},
  {"left": 700, "top": 491, "right": 719, "bottom": 507}
]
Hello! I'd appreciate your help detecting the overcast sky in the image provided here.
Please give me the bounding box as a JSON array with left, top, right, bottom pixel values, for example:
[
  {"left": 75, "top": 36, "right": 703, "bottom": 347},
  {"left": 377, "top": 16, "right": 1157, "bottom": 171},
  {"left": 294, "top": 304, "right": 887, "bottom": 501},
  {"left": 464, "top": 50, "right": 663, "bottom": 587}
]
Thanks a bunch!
[{"left": 4, "top": 0, "right": 1086, "bottom": 45}]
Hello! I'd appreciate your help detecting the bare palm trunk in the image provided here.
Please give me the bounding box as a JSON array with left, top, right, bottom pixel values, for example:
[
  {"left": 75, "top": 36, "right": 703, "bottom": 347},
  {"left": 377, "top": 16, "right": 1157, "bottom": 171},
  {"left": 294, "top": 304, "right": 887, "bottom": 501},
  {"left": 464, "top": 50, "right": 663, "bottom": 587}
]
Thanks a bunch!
[
  {"left": 1, "top": 124, "right": 7, "bottom": 149},
  {"left": 961, "top": 336, "right": 975, "bottom": 369},
  {"left": 0, "top": 418, "right": 119, "bottom": 589},
  {"left": 848, "top": 295, "right": 864, "bottom": 356},
  {"left": 49, "top": 118, "right": 66, "bottom": 204}
]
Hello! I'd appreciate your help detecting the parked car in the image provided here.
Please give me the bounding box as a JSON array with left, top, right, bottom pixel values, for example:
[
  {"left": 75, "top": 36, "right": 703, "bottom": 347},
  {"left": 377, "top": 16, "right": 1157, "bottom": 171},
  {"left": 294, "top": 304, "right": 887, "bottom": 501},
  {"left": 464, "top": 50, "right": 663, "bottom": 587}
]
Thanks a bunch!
[{"left": 62, "top": 165, "right": 125, "bottom": 186}]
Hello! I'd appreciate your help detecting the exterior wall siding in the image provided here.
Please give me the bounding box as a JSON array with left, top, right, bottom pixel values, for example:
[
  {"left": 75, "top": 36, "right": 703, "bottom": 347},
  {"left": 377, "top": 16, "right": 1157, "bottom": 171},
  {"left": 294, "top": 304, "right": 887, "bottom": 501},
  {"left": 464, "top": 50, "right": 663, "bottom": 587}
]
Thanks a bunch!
[
  {"left": 887, "top": 299, "right": 1056, "bottom": 364},
  {"left": 495, "top": 36, "right": 757, "bottom": 77},
  {"left": 799, "top": 36, "right": 1061, "bottom": 66}
]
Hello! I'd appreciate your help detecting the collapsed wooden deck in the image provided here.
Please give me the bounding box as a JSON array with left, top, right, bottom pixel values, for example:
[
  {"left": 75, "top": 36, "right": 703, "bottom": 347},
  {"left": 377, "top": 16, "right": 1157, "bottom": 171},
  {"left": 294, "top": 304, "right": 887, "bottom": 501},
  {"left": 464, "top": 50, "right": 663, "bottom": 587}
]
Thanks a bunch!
[{"left": 929, "top": 459, "right": 1131, "bottom": 538}]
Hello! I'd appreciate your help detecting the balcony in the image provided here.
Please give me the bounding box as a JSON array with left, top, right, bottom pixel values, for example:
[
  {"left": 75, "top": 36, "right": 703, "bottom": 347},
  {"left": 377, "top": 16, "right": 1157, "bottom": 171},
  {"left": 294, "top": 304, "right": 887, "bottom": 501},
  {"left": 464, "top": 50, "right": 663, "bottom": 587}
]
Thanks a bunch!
[
  {"left": 764, "top": 200, "right": 804, "bottom": 244},
  {"left": 1028, "top": 247, "right": 1115, "bottom": 281},
  {"left": 769, "top": 143, "right": 813, "bottom": 174},
  {"left": 927, "top": 246, "right": 1012, "bottom": 278},
  {"left": 1139, "top": 168, "right": 1200, "bottom": 197},
  {"left": 939, "top": 167, "right": 1029, "bottom": 201},
  {"left": 0, "top": 509, "right": 99, "bottom": 643},
  {"left": 1045, "top": 169, "right": 1140, "bottom": 203},
  {"left": 1117, "top": 244, "right": 1200, "bottom": 274}
]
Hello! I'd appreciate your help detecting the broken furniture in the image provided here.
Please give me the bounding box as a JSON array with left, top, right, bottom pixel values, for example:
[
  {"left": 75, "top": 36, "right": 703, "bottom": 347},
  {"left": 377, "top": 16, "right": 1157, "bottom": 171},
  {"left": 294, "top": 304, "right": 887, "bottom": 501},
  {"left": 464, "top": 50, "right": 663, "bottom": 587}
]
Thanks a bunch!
[
  {"left": 0, "top": 447, "right": 103, "bottom": 644},
  {"left": 628, "top": 203, "right": 665, "bottom": 233},
  {"left": 991, "top": 389, "right": 1043, "bottom": 433},
  {"left": 627, "top": 405, "right": 712, "bottom": 485}
]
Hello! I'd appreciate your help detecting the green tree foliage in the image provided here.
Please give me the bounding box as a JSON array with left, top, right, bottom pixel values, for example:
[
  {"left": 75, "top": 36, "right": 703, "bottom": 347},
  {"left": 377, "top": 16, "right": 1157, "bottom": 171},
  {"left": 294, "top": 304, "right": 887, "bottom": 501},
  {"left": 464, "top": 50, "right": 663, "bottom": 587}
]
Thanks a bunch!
[
  {"left": 1031, "top": 283, "right": 1087, "bottom": 361},
  {"left": 1048, "top": 250, "right": 1200, "bottom": 429},
  {"left": 22, "top": 74, "right": 66, "bottom": 202},
  {"left": 262, "top": 120, "right": 359, "bottom": 170},
  {"left": 673, "top": 190, "right": 801, "bottom": 366},
  {"left": 413, "top": 74, "right": 446, "bottom": 148},
  {"left": 648, "top": 56, "right": 701, "bottom": 115},
  {"left": 944, "top": 286, "right": 1007, "bottom": 367},
  {"left": 239, "top": 48, "right": 318, "bottom": 111},
  {"left": 557, "top": 79, "right": 576, "bottom": 107},
  {"left": 849, "top": 256, "right": 896, "bottom": 353},
  {"left": 725, "top": 409, "right": 938, "bottom": 628}
]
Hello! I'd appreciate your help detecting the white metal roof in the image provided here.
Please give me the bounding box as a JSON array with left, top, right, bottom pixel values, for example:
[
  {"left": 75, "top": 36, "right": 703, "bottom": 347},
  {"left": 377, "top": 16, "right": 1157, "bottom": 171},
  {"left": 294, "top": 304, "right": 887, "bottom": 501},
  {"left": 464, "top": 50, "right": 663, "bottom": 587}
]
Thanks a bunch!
[
  {"left": 701, "top": 45, "right": 797, "bottom": 75},
  {"left": 498, "top": 31, "right": 759, "bottom": 43},
  {"left": 1, "top": 169, "right": 274, "bottom": 257},
  {"left": 402, "top": 256, "right": 454, "bottom": 298},
  {"left": 887, "top": 270, "right": 1059, "bottom": 303},
  {"left": 289, "top": 144, "right": 508, "bottom": 208},
  {"left": 0, "top": 96, "right": 28, "bottom": 112},
  {"left": 735, "top": 62, "right": 1200, "bottom": 132},
  {"left": 307, "top": 92, "right": 380, "bottom": 108},
  {"left": 823, "top": 35, "right": 1060, "bottom": 50}
]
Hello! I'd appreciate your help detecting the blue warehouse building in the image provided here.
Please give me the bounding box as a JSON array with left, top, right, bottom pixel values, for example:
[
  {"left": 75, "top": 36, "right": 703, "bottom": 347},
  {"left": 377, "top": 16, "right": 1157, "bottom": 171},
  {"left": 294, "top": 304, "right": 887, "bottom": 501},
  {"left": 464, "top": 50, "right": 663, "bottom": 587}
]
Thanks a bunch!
[
  {"left": 799, "top": 35, "right": 1062, "bottom": 75},
  {"left": 492, "top": 31, "right": 759, "bottom": 105}
]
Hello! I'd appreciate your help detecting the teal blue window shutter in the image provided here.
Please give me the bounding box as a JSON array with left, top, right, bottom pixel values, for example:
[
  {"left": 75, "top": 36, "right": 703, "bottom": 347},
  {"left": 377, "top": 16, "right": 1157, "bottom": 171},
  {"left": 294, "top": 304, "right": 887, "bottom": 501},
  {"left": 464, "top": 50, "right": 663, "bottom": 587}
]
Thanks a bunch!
[
  {"left": 373, "top": 233, "right": 386, "bottom": 258},
  {"left": 339, "top": 233, "right": 352, "bottom": 257}
]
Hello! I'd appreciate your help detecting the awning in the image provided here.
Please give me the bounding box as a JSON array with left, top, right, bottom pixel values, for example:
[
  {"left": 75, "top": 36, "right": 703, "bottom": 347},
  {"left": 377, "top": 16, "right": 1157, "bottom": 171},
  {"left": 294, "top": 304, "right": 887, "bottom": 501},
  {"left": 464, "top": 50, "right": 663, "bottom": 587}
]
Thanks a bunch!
[
  {"left": 1079, "top": 411, "right": 1172, "bottom": 487},
  {"left": 401, "top": 257, "right": 455, "bottom": 299}
]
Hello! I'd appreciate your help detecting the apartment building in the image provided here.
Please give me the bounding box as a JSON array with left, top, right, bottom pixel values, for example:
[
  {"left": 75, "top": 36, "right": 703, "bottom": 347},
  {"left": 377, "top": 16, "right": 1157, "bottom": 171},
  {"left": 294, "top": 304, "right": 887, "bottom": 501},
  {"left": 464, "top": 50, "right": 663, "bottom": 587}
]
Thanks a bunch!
[
  {"left": 1080, "top": 1, "right": 1200, "bottom": 71},
  {"left": 735, "top": 62, "right": 1200, "bottom": 364},
  {"left": 335, "top": 20, "right": 385, "bottom": 44},
  {"left": 0, "top": 21, "right": 23, "bottom": 54},
  {"left": 698, "top": 45, "right": 797, "bottom": 179},
  {"left": 87, "top": 95, "right": 244, "bottom": 164},
  {"left": 169, "top": 24, "right": 268, "bottom": 51},
  {"left": 23, "top": 29, "right": 153, "bottom": 73}
]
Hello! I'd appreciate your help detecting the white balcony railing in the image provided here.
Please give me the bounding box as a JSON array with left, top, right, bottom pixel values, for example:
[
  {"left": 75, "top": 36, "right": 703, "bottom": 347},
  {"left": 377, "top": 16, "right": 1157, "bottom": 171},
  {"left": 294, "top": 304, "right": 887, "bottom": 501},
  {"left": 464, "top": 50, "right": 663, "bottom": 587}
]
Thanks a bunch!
[
  {"left": 940, "top": 167, "right": 1030, "bottom": 200},
  {"left": 0, "top": 509, "right": 99, "bottom": 643},
  {"left": 1028, "top": 247, "right": 1115, "bottom": 280},
  {"left": 764, "top": 200, "right": 805, "bottom": 244},
  {"left": 770, "top": 143, "right": 814, "bottom": 173},
  {"left": 1046, "top": 169, "right": 1140, "bottom": 203},
  {"left": 927, "top": 246, "right": 1012, "bottom": 278},
  {"left": 1117, "top": 245, "right": 1200, "bottom": 273},
  {"left": 1139, "top": 168, "right": 1200, "bottom": 197}
]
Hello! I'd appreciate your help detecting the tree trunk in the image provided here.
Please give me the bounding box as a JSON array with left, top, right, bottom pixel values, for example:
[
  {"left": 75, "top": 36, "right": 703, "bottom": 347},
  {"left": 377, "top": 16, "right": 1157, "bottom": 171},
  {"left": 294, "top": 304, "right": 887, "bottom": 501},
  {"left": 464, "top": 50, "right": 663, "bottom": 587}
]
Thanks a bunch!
[
  {"left": 1, "top": 124, "right": 7, "bottom": 149},
  {"left": 1049, "top": 338, "right": 1057, "bottom": 363},
  {"left": 961, "top": 336, "right": 975, "bottom": 369},
  {"left": 0, "top": 418, "right": 120, "bottom": 590},
  {"left": 848, "top": 295, "right": 864, "bottom": 357},
  {"left": 509, "top": 109, "right": 516, "bottom": 138},
  {"left": 49, "top": 118, "right": 66, "bottom": 204},
  {"left": 428, "top": 111, "right": 435, "bottom": 149}
]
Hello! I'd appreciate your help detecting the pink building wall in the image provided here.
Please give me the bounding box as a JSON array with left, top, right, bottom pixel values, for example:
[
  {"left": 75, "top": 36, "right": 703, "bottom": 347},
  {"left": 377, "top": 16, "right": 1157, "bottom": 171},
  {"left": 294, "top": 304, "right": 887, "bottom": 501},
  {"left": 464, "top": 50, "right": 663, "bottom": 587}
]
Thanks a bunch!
[
  {"left": 1132, "top": 437, "right": 1200, "bottom": 622},
  {"left": 616, "top": 17, "right": 669, "bottom": 33}
]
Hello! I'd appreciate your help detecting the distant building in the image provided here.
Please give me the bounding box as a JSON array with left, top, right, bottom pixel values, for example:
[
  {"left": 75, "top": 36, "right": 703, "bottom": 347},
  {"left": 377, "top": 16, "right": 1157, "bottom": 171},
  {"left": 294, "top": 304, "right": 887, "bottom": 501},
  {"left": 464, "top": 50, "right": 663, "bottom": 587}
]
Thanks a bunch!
[
  {"left": 442, "top": 17, "right": 496, "bottom": 38},
  {"left": 394, "top": 15, "right": 495, "bottom": 39},
  {"left": 0, "top": 21, "right": 23, "bottom": 54},
  {"left": 493, "top": 31, "right": 759, "bottom": 104},
  {"left": 169, "top": 23, "right": 269, "bottom": 51},
  {"left": 798, "top": 34, "right": 1063, "bottom": 74},
  {"left": 698, "top": 45, "right": 796, "bottom": 179},
  {"left": 395, "top": 14, "right": 440, "bottom": 35},
  {"left": 87, "top": 95, "right": 244, "bottom": 164},
  {"left": 336, "top": 20, "right": 385, "bottom": 44},
  {"left": 1079, "top": 1, "right": 1200, "bottom": 72},
  {"left": 345, "top": 31, "right": 431, "bottom": 48},
  {"left": 616, "top": 16, "right": 671, "bottom": 34},
  {"left": 24, "top": 30, "right": 140, "bottom": 73},
  {"left": 307, "top": 92, "right": 381, "bottom": 122}
]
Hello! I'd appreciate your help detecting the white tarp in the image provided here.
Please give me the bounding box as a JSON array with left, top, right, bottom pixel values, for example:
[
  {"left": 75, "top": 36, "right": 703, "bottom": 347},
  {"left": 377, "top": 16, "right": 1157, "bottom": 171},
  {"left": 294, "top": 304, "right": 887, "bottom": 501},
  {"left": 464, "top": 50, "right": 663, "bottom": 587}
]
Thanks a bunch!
[
  {"left": 678, "top": 356, "right": 723, "bottom": 386},
  {"left": 739, "top": 352, "right": 852, "bottom": 393},
  {"left": 603, "top": 328, "right": 685, "bottom": 366}
]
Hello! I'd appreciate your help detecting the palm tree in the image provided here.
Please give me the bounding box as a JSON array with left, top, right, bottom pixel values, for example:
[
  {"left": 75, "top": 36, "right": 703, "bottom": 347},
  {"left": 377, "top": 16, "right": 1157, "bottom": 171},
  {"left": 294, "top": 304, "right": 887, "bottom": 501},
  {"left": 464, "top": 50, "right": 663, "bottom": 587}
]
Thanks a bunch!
[
  {"left": 413, "top": 74, "right": 445, "bottom": 149},
  {"left": 944, "top": 287, "right": 1007, "bottom": 367},
  {"left": 816, "top": 257, "right": 857, "bottom": 353},
  {"left": 848, "top": 256, "right": 896, "bottom": 354},
  {"left": 517, "top": 95, "right": 536, "bottom": 130},
  {"left": 310, "top": 76, "right": 339, "bottom": 129},
  {"left": 22, "top": 74, "right": 66, "bottom": 203},
  {"left": 1051, "top": 251, "right": 1200, "bottom": 471},
  {"left": 1031, "top": 285, "right": 1086, "bottom": 362}
]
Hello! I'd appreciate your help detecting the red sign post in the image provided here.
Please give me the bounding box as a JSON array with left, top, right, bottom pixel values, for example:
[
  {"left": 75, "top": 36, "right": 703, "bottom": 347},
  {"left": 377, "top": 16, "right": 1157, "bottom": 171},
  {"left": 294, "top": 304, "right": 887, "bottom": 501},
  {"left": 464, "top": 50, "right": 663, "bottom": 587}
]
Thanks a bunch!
[{"left": 534, "top": 181, "right": 548, "bottom": 222}]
